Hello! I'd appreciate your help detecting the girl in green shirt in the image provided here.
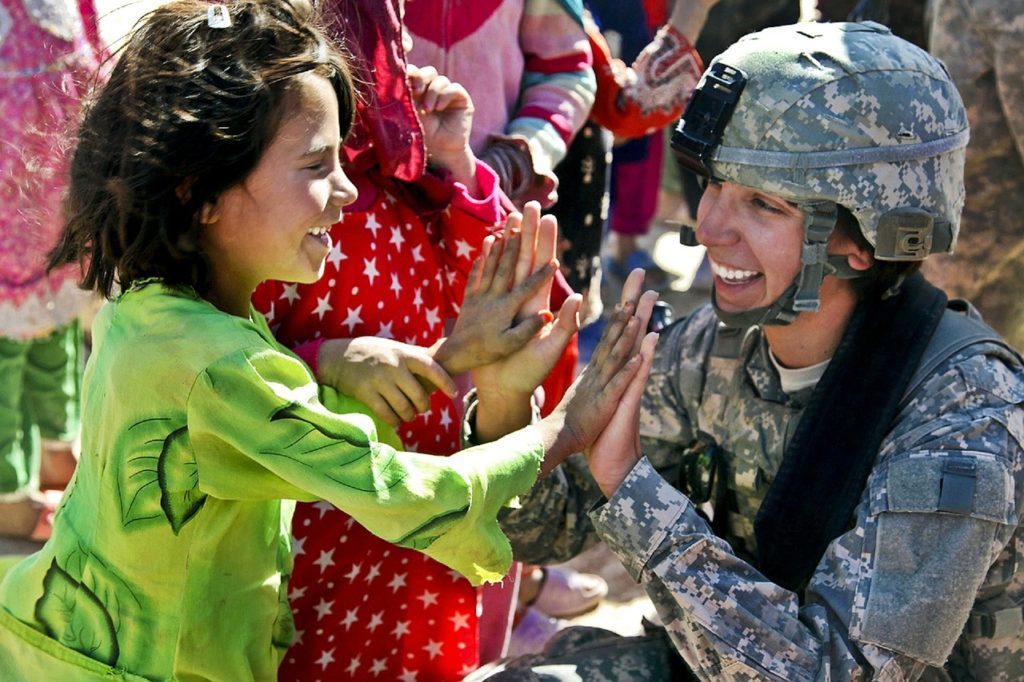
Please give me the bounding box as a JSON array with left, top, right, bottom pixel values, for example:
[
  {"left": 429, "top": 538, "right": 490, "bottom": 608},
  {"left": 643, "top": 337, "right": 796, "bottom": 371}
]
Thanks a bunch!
[{"left": 0, "top": 0, "right": 658, "bottom": 679}]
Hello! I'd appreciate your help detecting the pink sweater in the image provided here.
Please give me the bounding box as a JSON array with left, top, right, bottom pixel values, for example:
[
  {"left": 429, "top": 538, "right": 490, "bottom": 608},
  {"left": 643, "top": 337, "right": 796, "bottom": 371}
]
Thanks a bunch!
[{"left": 404, "top": 0, "right": 595, "bottom": 204}]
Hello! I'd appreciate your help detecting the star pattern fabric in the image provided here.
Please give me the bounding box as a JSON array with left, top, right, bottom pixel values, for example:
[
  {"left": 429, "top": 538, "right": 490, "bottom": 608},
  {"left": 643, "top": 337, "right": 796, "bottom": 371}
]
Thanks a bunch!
[{"left": 254, "top": 165, "right": 505, "bottom": 681}]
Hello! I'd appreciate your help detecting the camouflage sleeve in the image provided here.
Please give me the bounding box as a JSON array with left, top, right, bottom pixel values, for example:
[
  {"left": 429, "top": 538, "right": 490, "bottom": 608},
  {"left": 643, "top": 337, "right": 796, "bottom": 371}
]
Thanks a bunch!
[
  {"left": 591, "top": 348, "right": 1024, "bottom": 680},
  {"left": 497, "top": 452, "right": 605, "bottom": 564}
]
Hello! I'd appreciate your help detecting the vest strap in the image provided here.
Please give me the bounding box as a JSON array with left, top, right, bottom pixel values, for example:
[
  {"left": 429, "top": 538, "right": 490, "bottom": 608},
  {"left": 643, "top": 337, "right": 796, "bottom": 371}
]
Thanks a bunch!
[{"left": 754, "top": 272, "right": 948, "bottom": 591}]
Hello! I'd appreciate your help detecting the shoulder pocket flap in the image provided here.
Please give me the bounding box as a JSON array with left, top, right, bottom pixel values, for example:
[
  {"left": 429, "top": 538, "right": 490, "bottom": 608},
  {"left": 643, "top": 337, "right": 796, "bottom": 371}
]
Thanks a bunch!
[
  {"left": 870, "top": 453, "right": 1015, "bottom": 524},
  {"left": 962, "top": 350, "right": 1024, "bottom": 404}
]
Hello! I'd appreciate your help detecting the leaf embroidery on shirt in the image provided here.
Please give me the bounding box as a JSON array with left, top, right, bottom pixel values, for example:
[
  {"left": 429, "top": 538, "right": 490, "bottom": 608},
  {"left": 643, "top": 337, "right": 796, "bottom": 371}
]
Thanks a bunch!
[
  {"left": 265, "top": 401, "right": 408, "bottom": 493},
  {"left": 391, "top": 508, "right": 466, "bottom": 549},
  {"left": 158, "top": 425, "right": 206, "bottom": 533},
  {"left": 120, "top": 417, "right": 206, "bottom": 533},
  {"left": 34, "top": 560, "right": 119, "bottom": 666}
]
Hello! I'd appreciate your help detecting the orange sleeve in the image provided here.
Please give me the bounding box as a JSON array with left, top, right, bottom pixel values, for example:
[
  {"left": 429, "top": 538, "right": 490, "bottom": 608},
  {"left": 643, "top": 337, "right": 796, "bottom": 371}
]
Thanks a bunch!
[{"left": 589, "top": 23, "right": 704, "bottom": 140}]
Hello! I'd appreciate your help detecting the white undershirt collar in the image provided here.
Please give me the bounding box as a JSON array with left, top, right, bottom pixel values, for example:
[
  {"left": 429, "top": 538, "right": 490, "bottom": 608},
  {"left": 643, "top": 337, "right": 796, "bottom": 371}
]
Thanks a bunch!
[{"left": 768, "top": 349, "right": 831, "bottom": 394}]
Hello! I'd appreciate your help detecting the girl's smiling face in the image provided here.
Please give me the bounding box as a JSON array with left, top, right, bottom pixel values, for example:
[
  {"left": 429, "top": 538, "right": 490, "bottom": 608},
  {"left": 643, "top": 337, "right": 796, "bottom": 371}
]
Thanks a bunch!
[
  {"left": 201, "top": 72, "right": 357, "bottom": 315},
  {"left": 695, "top": 179, "right": 806, "bottom": 315}
]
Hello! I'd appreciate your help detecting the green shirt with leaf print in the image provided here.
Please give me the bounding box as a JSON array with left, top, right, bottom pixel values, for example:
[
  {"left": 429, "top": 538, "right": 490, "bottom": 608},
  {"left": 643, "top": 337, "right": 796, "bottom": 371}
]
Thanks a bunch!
[{"left": 0, "top": 281, "right": 542, "bottom": 681}]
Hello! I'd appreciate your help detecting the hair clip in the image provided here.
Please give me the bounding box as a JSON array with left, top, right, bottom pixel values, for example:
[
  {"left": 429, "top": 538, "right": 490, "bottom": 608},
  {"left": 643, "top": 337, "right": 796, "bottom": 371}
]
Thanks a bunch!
[{"left": 207, "top": 5, "right": 232, "bottom": 28}]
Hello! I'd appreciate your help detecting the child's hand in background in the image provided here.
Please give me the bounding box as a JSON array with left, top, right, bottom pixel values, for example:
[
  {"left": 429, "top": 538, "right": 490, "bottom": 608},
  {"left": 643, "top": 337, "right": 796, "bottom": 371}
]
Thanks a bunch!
[{"left": 407, "top": 64, "right": 476, "bottom": 186}]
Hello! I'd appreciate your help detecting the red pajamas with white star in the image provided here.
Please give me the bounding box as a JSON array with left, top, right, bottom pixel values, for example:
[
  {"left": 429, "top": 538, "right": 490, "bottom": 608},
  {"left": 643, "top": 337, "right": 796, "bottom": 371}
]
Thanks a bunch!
[{"left": 255, "top": 164, "right": 506, "bottom": 681}]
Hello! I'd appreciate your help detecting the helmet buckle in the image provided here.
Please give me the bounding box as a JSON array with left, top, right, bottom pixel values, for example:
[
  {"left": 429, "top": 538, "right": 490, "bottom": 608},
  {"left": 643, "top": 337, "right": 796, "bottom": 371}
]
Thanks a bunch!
[
  {"left": 804, "top": 204, "right": 836, "bottom": 244},
  {"left": 876, "top": 207, "right": 936, "bottom": 260}
]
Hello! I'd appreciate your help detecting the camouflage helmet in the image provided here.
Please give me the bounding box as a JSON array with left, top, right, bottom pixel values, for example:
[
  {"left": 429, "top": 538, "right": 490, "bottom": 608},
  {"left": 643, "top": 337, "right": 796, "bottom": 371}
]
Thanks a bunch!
[{"left": 672, "top": 21, "right": 969, "bottom": 326}]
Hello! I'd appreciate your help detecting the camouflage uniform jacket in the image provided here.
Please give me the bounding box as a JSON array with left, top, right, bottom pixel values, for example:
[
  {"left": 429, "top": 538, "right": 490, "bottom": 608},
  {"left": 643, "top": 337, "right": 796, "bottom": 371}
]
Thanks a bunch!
[{"left": 500, "top": 303, "right": 1024, "bottom": 680}]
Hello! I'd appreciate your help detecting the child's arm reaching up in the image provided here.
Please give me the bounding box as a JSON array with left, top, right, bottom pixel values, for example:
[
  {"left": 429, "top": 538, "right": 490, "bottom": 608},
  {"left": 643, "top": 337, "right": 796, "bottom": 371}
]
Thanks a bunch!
[{"left": 407, "top": 63, "right": 479, "bottom": 195}]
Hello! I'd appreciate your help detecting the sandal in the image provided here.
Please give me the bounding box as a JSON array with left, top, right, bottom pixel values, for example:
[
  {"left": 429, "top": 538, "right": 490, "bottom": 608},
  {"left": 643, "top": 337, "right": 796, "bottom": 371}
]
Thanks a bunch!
[
  {"left": 507, "top": 606, "right": 566, "bottom": 657},
  {"left": 39, "top": 440, "right": 79, "bottom": 491},
  {"left": 530, "top": 565, "right": 608, "bottom": 619},
  {"left": 0, "top": 493, "right": 58, "bottom": 542}
]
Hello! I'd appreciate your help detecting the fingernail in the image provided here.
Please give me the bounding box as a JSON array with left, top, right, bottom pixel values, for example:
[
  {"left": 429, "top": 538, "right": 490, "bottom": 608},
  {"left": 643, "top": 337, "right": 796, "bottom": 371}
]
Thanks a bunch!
[{"left": 540, "top": 310, "right": 554, "bottom": 324}]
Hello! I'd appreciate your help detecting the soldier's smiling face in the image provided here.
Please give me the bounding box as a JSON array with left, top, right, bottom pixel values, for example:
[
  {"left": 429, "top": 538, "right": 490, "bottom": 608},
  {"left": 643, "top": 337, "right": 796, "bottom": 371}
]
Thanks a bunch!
[{"left": 695, "top": 179, "right": 805, "bottom": 314}]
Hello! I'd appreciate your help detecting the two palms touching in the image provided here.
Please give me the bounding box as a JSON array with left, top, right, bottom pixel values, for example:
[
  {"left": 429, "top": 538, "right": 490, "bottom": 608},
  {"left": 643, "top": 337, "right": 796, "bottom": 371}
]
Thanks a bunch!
[
  {"left": 466, "top": 204, "right": 661, "bottom": 477},
  {"left": 583, "top": 270, "right": 660, "bottom": 496},
  {"left": 317, "top": 199, "right": 660, "bottom": 491},
  {"left": 323, "top": 61, "right": 661, "bottom": 456},
  {"left": 475, "top": 209, "right": 663, "bottom": 482}
]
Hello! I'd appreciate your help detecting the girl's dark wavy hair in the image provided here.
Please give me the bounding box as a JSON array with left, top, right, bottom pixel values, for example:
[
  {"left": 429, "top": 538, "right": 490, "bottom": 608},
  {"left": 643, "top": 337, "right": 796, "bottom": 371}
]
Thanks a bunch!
[{"left": 49, "top": 0, "right": 356, "bottom": 298}]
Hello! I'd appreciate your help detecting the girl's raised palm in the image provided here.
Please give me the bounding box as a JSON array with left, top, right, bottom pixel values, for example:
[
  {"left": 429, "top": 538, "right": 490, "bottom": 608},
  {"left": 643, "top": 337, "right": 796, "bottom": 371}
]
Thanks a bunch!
[
  {"left": 434, "top": 226, "right": 556, "bottom": 376},
  {"left": 470, "top": 203, "right": 576, "bottom": 402}
]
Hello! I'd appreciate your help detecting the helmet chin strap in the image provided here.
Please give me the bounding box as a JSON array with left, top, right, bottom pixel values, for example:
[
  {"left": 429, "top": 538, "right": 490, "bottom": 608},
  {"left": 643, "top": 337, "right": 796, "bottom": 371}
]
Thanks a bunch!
[
  {"left": 711, "top": 281, "right": 800, "bottom": 328},
  {"left": 699, "top": 202, "right": 869, "bottom": 329}
]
